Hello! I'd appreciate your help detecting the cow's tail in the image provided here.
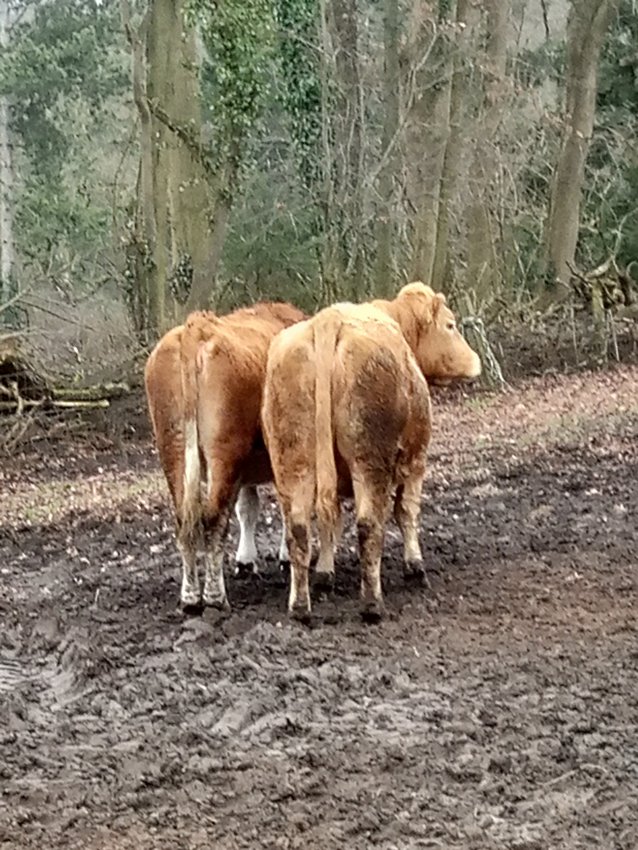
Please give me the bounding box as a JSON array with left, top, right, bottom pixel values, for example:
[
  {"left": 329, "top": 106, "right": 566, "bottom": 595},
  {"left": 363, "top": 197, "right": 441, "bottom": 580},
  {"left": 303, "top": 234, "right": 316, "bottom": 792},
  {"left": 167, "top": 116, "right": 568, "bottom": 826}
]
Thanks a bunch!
[
  {"left": 313, "top": 310, "right": 340, "bottom": 542},
  {"left": 179, "top": 315, "right": 210, "bottom": 540}
]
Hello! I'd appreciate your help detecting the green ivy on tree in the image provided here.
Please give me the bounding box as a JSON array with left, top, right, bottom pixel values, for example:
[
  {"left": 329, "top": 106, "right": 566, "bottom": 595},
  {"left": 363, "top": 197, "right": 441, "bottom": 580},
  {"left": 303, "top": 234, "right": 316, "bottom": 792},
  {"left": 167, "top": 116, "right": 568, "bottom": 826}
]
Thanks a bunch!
[
  {"left": 273, "top": 0, "right": 322, "bottom": 190},
  {"left": 191, "top": 0, "right": 275, "bottom": 181}
]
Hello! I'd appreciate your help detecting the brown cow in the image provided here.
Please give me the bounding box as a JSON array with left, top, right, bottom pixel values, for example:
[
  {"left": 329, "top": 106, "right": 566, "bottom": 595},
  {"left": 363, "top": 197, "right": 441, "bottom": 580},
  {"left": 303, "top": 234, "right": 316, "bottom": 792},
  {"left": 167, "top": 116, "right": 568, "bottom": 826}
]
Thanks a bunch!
[
  {"left": 262, "top": 282, "right": 481, "bottom": 621},
  {"left": 144, "top": 301, "right": 305, "bottom": 613}
]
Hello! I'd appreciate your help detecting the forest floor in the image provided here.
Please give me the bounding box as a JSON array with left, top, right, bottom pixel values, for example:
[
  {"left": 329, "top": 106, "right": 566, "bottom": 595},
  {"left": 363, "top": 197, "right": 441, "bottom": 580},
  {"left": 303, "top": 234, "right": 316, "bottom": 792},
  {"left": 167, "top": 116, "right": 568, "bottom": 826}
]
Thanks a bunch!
[{"left": 1, "top": 365, "right": 637, "bottom": 850}]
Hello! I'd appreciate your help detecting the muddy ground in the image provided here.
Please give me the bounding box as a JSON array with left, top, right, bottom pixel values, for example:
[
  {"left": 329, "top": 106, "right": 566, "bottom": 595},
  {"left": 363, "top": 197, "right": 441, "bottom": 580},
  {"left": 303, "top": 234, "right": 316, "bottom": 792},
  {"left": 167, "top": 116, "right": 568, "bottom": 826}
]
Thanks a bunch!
[{"left": 1, "top": 367, "right": 637, "bottom": 849}]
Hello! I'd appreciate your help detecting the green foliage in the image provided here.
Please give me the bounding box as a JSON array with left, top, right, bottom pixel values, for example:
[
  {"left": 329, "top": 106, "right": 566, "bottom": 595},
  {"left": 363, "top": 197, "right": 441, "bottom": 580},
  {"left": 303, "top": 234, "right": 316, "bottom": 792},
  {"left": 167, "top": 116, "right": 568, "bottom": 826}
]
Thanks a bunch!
[
  {"left": 221, "top": 162, "right": 320, "bottom": 309},
  {"left": 1, "top": 0, "right": 128, "bottom": 176},
  {"left": 598, "top": 2, "right": 638, "bottom": 113},
  {"left": 1, "top": 0, "right": 130, "bottom": 283},
  {"left": 582, "top": 0, "right": 638, "bottom": 268},
  {"left": 273, "top": 0, "right": 322, "bottom": 190},
  {"left": 190, "top": 0, "right": 275, "bottom": 178}
]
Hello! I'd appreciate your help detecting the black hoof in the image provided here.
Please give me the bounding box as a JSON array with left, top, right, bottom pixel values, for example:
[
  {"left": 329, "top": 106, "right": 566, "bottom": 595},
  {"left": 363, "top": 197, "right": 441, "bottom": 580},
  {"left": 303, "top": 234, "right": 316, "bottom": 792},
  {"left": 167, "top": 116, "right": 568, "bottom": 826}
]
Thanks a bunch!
[
  {"left": 404, "top": 560, "right": 429, "bottom": 587},
  {"left": 234, "top": 561, "right": 258, "bottom": 578},
  {"left": 289, "top": 604, "right": 312, "bottom": 626},
  {"left": 360, "top": 600, "right": 385, "bottom": 623},
  {"left": 313, "top": 570, "right": 335, "bottom": 592},
  {"left": 181, "top": 601, "right": 204, "bottom": 617},
  {"left": 202, "top": 596, "right": 231, "bottom": 613}
]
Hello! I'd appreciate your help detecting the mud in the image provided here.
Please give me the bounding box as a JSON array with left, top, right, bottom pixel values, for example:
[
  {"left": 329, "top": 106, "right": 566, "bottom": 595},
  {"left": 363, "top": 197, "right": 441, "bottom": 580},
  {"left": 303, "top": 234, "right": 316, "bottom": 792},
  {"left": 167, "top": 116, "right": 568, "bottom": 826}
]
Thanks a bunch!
[{"left": 1, "top": 371, "right": 637, "bottom": 849}]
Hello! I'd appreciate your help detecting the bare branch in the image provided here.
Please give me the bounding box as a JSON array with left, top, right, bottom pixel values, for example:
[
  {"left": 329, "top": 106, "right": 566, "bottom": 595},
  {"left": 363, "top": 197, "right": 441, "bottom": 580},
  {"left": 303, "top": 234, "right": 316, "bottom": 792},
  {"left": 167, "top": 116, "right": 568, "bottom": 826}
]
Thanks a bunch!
[
  {"left": 146, "top": 98, "right": 218, "bottom": 179},
  {"left": 0, "top": 285, "right": 30, "bottom": 317}
]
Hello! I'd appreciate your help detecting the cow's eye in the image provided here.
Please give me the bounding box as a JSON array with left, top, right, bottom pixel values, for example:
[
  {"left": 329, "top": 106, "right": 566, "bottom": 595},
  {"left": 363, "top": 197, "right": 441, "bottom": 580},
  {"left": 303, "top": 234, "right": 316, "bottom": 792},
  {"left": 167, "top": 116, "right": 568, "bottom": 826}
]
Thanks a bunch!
[{"left": 446, "top": 321, "right": 455, "bottom": 331}]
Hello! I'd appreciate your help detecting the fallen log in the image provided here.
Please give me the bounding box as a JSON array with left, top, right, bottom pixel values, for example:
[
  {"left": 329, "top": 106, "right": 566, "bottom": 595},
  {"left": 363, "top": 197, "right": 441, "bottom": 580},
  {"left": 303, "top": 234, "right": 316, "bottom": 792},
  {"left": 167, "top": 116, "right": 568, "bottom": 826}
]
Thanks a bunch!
[
  {"left": 0, "top": 338, "right": 131, "bottom": 416},
  {"left": 0, "top": 398, "right": 110, "bottom": 412},
  {"left": 51, "top": 382, "right": 130, "bottom": 402}
]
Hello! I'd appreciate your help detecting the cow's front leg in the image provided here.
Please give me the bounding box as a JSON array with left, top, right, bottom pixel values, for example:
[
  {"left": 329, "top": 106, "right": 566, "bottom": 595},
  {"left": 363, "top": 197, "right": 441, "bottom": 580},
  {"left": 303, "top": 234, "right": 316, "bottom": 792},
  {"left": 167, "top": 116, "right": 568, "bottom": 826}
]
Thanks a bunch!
[
  {"left": 234, "top": 485, "right": 260, "bottom": 576},
  {"left": 394, "top": 463, "right": 427, "bottom": 585}
]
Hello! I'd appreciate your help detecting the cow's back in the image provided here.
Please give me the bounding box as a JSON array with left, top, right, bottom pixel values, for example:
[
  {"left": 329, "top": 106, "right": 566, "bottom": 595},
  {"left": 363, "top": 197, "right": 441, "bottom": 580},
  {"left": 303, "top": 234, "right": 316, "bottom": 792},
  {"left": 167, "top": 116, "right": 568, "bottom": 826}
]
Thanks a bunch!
[{"left": 331, "top": 317, "right": 429, "bottom": 473}]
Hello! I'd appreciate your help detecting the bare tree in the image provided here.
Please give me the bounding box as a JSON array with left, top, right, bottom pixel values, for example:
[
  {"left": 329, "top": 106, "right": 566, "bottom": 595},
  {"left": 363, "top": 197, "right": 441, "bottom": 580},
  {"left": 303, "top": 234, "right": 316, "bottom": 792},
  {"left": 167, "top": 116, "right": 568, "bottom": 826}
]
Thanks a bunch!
[
  {"left": 544, "top": 0, "right": 619, "bottom": 297},
  {"left": 375, "top": 0, "right": 400, "bottom": 293},
  {"left": 407, "top": 0, "right": 450, "bottom": 285},
  {"left": 146, "top": 0, "right": 219, "bottom": 314},
  {"left": 122, "top": 0, "right": 257, "bottom": 337},
  {"left": 0, "top": 0, "right": 15, "bottom": 313},
  {"left": 331, "top": 0, "right": 365, "bottom": 296},
  {"left": 466, "top": 0, "right": 512, "bottom": 301},
  {"left": 430, "top": 0, "right": 482, "bottom": 292}
]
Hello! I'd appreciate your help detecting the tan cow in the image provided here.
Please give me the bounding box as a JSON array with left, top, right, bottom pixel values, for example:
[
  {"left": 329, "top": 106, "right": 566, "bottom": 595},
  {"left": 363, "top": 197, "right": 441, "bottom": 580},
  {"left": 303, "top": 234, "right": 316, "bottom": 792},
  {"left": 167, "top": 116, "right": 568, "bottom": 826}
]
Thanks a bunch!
[
  {"left": 145, "top": 301, "right": 305, "bottom": 613},
  {"left": 262, "top": 282, "right": 481, "bottom": 621}
]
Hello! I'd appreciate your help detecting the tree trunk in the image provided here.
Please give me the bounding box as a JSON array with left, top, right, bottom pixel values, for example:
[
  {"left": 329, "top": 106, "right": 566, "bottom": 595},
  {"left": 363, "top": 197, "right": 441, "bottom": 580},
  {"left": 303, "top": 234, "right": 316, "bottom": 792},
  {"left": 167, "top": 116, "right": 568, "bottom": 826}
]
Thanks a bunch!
[
  {"left": 124, "top": 0, "right": 239, "bottom": 329},
  {"left": 408, "top": 0, "right": 454, "bottom": 285},
  {"left": 466, "top": 0, "right": 511, "bottom": 301},
  {"left": 331, "top": 0, "right": 365, "bottom": 297},
  {"left": 145, "top": 0, "right": 171, "bottom": 328},
  {"left": 149, "top": 0, "right": 217, "bottom": 314},
  {"left": 375, "top": 0, "right": 400, "bottom": 295},
  {"left": 544, "top": 0, "right": 619, "bottom": 298},
  {"left": 121, "top": 0, "right": 165, "bottom": 340},
  {"left": 0, "top": 0, "right": 15, "bottom": 316},
  {"left": 431, "top": 0, "right": 481, "bottom": 292}
]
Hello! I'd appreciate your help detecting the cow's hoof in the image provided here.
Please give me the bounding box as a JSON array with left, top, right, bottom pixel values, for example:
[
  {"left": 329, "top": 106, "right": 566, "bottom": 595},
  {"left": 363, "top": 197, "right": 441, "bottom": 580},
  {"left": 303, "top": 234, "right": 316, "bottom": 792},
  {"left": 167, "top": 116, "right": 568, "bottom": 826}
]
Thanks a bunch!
[
  {"left": 234, "top": 560, "right": 258, "bottom": 578},
  {"left": 181, "top": 600, "right": 204, "bottom": 617},
  {"left": 202, "top": 594, "right": 231, "bottom": 613},
  {"left": 404, "top": 560, "right": 429, "bottom": 587},
  {"left": 360, "top": 599, "right": 385, "bottom": 623},
  {"left": 313, "top": 569, "right": 335, "bottom": 592},
  {"left": 289, "top": 603, "right": 312, "bottom": 626}
]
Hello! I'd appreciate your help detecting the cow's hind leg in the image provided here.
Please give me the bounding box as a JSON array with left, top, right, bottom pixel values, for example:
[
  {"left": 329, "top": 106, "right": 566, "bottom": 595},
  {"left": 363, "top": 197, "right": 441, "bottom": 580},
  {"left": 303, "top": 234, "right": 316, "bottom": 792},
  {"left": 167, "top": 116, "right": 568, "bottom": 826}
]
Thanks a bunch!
[
  {"left": 277, "top": 481, "right": 313, "bottom": 621},
  {"left": 394, "top": 461, "right": 427, "bottom": 585},
  {"left": 156, "top": 418, "right": 203, "bottom": 613},
  {"left": 314, "top": 505, "right": 344, "bottom": 590},
  {"left": 353, "top": 470, "right": 392, "bottom": 623},
  {"left": 201, "top": 457, "right": 239, "bottom": 612},
  {"left": 277, "top": 507, "right": 290, "bottom": 569},
  {"left": 177, "top": 524, "right": 202, "bottom": 614},
  {"left": 234, "top": 485, "right": 260, "bottom": 576}
]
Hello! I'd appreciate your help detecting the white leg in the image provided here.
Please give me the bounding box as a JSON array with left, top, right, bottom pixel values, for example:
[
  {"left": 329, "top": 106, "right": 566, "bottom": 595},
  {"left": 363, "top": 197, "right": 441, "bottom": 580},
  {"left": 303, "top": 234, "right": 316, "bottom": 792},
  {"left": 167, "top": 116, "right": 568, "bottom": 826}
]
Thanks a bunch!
[
  {"left": 234, "top": 485, "right": 259, "bottom": 572},
  {"left": 178, "top": 540, "right": 201, "bottom": 610},
  {"left": 278, "top": 523, "right": 289, "bottom": 565},
  {"left": 202, "top": 550, "right": 229, "bottom": 610}
]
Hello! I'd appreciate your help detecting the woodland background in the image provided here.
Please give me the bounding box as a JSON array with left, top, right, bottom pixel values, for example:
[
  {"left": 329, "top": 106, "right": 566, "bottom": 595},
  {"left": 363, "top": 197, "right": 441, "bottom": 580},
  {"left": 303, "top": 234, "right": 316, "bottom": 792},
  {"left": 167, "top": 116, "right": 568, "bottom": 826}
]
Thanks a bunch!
[{"left": 0, "top": 0, "right": 637, "bottom": 386}]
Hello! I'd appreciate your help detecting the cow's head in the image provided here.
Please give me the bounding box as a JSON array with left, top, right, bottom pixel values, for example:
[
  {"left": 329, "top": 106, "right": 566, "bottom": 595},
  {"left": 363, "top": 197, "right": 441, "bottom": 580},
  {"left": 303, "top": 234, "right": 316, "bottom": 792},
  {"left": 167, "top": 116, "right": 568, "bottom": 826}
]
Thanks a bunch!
[{"left": 395, "top": 282, "right": 481, "bottom": 382}]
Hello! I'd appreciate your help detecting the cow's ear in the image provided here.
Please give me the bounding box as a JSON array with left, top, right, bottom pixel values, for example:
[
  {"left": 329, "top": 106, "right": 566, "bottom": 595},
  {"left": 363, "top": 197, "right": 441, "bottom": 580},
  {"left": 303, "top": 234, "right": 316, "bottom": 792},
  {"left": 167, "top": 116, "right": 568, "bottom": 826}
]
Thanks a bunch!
[{"left": 432, "top": 293, "right": 446, "bottom": 318}]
